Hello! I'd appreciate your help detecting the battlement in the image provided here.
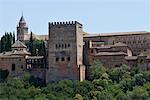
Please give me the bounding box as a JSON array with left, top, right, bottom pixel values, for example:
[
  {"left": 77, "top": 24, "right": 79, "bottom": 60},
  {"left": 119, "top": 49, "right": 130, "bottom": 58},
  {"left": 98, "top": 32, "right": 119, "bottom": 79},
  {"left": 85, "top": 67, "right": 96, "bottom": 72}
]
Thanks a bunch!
[{"left": 49, "top": 21, "right": 82, "bottom": 26}]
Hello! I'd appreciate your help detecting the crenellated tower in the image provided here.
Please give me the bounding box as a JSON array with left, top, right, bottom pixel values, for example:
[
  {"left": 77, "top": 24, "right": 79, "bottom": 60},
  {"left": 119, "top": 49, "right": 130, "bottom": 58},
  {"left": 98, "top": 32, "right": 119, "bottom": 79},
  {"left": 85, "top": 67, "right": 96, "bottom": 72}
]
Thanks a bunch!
[
  {"left": 47, "top": 21, "right": 85, "bottom": 82},
  {"left": 17, "top": 14, "right": 28, "bottom": 41}
]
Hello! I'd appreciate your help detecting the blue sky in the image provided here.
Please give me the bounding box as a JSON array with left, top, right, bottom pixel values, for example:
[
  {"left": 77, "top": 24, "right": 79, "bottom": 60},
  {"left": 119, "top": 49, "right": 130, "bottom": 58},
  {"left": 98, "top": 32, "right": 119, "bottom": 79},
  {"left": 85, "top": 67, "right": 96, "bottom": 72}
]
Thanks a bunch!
[{"left": 0, "top": 0, "right": 149, "bottom": 38}]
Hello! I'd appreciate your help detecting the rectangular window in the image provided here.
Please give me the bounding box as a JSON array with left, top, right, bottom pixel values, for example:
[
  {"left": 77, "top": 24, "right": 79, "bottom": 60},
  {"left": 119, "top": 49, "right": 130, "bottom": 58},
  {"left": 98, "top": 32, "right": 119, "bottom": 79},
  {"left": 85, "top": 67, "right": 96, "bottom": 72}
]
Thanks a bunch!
[
  {"left": 68, "top": 44, "right": 70, "bottom": 47},
  {"left": 56, "top": 57, "right": 59, "bottom": 62},
  {"left": 55, "top": 44, "right": 58, "bottom": 49},
  {"left": 61, "top": 57, "right": 65, "bottom": 61},
  {"left": 12, "top": 64, "right": 15, "bottom": 71},
  {"left": 67, "top": 57, "right": 70, "bottom": 61},
  {"left": 65, "top": 44, "right": 67, "bottom": 48},
  {"left": 91, "top": 49, "right": 94, "bottom": 53}
]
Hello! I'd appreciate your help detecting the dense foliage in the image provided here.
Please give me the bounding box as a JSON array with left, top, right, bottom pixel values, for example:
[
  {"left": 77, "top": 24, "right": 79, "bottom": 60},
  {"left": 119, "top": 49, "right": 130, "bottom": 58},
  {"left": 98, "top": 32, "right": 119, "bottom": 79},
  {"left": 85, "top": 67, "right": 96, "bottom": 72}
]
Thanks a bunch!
[
  {"left": 26, "top": 39, "right": 46, "bottom": 56},
  {"left": 0, "top": 62, "right": 150, "bottom": 100},
  {"left": 0, "top": 32, "right": 15, "bottom": 53},
  {"left": 25, "top": 32, "right": 46, "bottom": 56},
  {"left": 0, "top": 69, "right": 9, "bottom": 82}
]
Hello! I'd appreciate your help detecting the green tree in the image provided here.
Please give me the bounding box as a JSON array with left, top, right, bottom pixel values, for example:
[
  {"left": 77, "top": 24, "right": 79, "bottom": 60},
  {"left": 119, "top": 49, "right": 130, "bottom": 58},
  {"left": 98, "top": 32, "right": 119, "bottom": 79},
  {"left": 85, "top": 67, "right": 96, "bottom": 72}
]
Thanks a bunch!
[
  {"left": 92, "top": 79, "right": 111, "bottom": 91},
  {"left": 134, "top": 73, "right": 146, "bottom": 86},
  {"left": 29, "top": 31, "right": 33, "bottom": 55},
  {"left": 127, "top": 86, "right": 149, "bottom": 100},
  {"left": 115, "top": 91, "right": 127, "bottom": 100},
  {"left": 0, "top": 64, "right": 150, "bottom": 100},
  {"left": 108, "top": 67, "right": 125, "bottom": 83},
  {"left": 12, "top": 32, "right": 15, "bottom": 44},
  {"left": 142, "top": 71, "right": 150, "bottom": 82},
  {"left": 143, "top": 82, "right": 150, "bottom": 94},
  {"left": 88, "top": 61, "right": 106, "bottom": 81},
  {"left": 0, "top": 32, "right": 15, "bottom": 52},
  {"left": 27, "top": 35, "right": 46, "bottom": 56},
  {"left": 120, "top": 77, "right": 135, "bottom": 93},
  {"left": 74, "top": 93, "right": 83, "bottom": 100},
  {"left": 0, "top": 69, "right": 9, "bottom": 82}
]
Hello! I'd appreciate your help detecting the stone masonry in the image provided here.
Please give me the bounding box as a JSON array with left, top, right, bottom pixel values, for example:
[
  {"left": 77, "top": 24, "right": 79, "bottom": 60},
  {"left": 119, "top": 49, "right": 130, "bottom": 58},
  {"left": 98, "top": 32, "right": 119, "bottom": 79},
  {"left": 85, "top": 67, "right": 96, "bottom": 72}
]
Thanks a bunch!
[{"left": 46, "top": 21, "right": 85, "bottom": 82}]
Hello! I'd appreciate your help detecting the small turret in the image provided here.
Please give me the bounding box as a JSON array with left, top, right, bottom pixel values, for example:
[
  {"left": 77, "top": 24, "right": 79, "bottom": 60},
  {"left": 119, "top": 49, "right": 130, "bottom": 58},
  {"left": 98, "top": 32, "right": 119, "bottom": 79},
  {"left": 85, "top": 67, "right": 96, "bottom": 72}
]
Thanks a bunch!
[
  {"left": 18, "top": 14, "right": 28, "bottom": 27},
  {"left": 17, "top": 13, "right": 28, "bottom": 41}
]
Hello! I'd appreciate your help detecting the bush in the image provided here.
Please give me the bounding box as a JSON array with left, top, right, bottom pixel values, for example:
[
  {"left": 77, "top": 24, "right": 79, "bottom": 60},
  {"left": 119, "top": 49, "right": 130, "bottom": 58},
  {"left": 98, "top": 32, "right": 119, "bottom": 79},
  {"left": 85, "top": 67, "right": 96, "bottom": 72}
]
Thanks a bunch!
[{"left": 0, "top": 69, "right": 9, "bottom": 82}]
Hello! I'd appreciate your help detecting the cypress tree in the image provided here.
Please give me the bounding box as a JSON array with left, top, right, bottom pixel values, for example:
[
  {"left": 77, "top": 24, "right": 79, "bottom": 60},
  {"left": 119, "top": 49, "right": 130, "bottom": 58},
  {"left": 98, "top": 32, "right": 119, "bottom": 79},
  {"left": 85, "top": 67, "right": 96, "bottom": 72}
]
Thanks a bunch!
[
  {"left": 13, "top": 32, "right": 15, "bottom": 44},
  {"left": 0, "top": 32, "right": 15, "bottom": 52},
  {"left": 29, "top": 31, "right": 33, "bottom": 55}
]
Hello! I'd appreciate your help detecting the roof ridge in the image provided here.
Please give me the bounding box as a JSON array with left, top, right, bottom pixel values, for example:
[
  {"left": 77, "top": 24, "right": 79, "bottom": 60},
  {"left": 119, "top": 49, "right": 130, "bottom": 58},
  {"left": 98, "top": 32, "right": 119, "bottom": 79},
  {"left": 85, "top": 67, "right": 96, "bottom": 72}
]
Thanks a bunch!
[{"left": 12, "top": 40, "right": 27, "bottom": 48}]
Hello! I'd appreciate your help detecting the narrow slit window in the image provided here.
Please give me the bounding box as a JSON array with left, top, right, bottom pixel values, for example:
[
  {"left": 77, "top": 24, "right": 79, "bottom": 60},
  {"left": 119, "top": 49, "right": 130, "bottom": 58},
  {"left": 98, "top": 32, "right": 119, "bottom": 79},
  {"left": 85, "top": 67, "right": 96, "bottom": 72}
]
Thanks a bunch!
[
  {"left": 59, "top": 44, "right": 61, "bottom": 48},
  {"left": 68, "top": 44, "right": 70, "bottom": 47},
  {"left": 67, "top": 57, "right": 70, "bottom": 61},
  {"left": 65, "top": 44, "right": 67, "bottom": 48},
  {"left": 56, "top": 44, "right": 58, "bottom": 49},
  {"left": 61, "top": 57, "right": 65, "bottom": 61},
  {"left": 12, "top": 64, "right": 15, "bottom": 71},
  {"left": 56, "top": 57, "right": 59, "bottom": 62}
]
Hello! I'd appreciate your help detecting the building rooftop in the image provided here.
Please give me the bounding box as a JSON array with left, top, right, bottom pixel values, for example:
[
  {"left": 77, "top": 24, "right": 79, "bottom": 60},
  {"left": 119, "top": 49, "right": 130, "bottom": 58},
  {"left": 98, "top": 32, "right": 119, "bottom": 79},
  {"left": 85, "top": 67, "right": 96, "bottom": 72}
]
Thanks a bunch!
[
  {"left": 84, "top": 31, "right": 149, "bottom": 38},
  {"left": 91, "top": 42, "right": 127, "bottom": 49},
  {"left": 19, "top": 14, "right": 27, "bottom": 24},
  {"left": 146, "top": 56, "right": 150, "bottom": 59},
  {"left": 12, "top": 50, "right": 31, "bottom": 55},
  {"left": 0, "top": 54, "right": 23, "bottom": 58},
  {"left": 125, "top": 56, "right": 138, "bottom": 60},
  {"left": 12, "top": 40, "right": 27, "bottom": 48},
  {"left": 114, "top": 42, "right": 127, "bottom": 47},
  {"left": 95, "top": 51, "right": 127, "bottom": 56},
  {"left": 26, "top": 56, "right": 44, "bottom": 59},
  {"left": 37, "top": 35, "right": 49, "bottom": 40},
  {"left": 0, "top": 50, "right": 30, "bottom": 57}
]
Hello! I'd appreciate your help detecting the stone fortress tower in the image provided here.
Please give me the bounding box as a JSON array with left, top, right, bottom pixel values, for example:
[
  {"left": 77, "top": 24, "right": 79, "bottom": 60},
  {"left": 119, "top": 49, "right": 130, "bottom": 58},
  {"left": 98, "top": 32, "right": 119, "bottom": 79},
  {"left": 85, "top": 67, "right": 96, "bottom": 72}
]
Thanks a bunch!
[
  {"left": 17, "top": 14, "right": 28, "bottom": 41},
  {"left": 47, "top": 21, "right": 85, "bottom": 82}
]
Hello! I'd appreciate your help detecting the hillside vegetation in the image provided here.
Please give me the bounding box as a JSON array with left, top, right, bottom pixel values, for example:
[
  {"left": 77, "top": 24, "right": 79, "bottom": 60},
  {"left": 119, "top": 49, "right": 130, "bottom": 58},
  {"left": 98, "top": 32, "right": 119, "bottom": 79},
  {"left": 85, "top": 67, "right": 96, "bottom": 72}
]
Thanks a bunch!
[{"left": 0, "top": 61, "right": 150, "bottom": 100}]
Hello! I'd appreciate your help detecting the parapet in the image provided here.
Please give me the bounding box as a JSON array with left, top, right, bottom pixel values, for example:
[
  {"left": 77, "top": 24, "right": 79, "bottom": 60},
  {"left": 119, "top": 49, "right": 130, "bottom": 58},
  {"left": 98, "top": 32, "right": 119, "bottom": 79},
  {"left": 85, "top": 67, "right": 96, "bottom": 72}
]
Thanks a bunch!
[{"left": 49, "top": 21, "right": 82, "bottom": 26}]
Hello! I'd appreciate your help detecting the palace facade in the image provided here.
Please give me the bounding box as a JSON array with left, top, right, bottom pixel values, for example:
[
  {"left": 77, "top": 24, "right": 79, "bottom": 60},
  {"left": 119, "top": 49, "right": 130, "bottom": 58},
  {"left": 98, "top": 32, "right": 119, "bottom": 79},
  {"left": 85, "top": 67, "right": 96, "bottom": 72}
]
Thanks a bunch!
[{"left": 0, "top": 15, "right": 150, "bottom": 82}]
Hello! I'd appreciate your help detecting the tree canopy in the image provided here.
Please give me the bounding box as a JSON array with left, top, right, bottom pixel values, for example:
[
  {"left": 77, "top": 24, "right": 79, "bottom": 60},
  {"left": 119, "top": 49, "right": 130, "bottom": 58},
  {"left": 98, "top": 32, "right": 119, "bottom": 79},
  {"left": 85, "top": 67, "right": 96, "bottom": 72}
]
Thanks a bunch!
[
  {"left": 0, "top": 32, "right": 15, "bottom": 53},
  {"left": 0, "top": 62, "right": 150, "bottom": 100},
  {"left": 26, "top": 32, "right": 46, "bottom": 56}
]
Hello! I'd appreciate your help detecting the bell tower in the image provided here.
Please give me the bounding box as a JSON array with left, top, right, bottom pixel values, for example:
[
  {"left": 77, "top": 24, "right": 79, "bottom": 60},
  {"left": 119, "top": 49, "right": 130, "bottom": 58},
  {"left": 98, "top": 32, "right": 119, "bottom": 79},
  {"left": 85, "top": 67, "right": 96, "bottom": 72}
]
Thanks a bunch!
[{"left": 17, "top": 14, "right": 28, "bottom": 41}]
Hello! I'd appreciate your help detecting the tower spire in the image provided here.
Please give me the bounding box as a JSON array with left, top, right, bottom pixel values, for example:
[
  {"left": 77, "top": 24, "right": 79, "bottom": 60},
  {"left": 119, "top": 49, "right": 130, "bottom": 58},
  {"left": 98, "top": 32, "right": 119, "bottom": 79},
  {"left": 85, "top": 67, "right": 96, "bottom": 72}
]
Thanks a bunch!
[
  {"left": 17, "top": 12, "right": 28, "bottom": 41},
  {"left": 22, "top": 11, "right": 23, "bottom": 17},
  {"left": 19, "top": 11, "right": 25, "bottom": 22}
]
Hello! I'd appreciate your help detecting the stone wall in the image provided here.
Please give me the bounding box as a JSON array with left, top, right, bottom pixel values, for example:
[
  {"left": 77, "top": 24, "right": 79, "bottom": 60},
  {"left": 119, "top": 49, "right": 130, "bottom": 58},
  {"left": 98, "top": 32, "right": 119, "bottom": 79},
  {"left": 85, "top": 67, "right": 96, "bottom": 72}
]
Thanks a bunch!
[
  {"left": 47, "top": 21, "right": 85, "bottom": 82},
  {"left": 0, "top": 56, "right": 26, "bottom": 76},
  {"left": 84, "top": 32, "right": 150, "bottom": 56}
]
